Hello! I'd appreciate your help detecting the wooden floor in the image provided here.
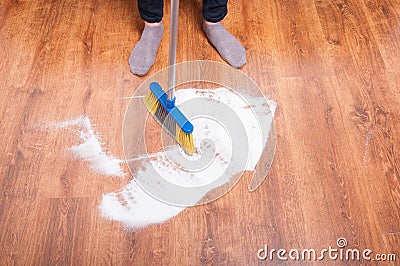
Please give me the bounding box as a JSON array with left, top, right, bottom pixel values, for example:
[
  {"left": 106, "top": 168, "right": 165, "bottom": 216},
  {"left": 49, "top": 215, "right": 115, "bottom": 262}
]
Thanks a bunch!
[{"left": 1, "top": 0, "right": 399, "bottom": 265}]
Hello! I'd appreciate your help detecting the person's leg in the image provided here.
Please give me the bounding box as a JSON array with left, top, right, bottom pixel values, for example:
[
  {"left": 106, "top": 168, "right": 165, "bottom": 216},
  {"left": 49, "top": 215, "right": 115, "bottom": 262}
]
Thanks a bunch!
[
  {"left": 202, "top": 0, "right": 246, "bottom": 68},
  {"left": 202, "top": 0, "right": 228, "bottom": 23},
  {"left": 138, "top": 0, "right": 164, "bottom": 23},
  {"left": 129, "top": 0, "right": 165, "bottom": 76}
]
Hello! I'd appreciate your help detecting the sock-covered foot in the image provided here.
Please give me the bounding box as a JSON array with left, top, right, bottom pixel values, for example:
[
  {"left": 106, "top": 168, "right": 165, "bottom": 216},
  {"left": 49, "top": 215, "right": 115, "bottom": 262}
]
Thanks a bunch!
[
  {"left": 129, "top": 23, "right": 164, "bottom": 76},
  {"left": 203, "top": 21, "right": 246, "bottom": 68}
]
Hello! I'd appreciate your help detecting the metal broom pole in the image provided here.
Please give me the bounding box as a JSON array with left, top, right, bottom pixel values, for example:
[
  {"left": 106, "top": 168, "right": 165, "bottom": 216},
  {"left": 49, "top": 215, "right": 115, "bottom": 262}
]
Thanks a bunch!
[{"left": 167, "top": 0, "right": 179, "bottom": 100}]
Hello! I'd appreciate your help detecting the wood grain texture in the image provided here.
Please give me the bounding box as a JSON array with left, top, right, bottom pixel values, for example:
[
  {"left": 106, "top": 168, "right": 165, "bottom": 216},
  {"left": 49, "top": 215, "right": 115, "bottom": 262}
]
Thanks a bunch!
[{"left": 0, "top": 0, "right": 399, "bottom": 265}]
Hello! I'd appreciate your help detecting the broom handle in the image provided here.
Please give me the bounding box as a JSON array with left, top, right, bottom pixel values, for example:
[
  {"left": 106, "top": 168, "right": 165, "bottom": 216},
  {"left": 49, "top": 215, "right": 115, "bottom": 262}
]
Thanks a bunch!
[{"left": 168, "top": 0, "right": 179, "bottom": 100}]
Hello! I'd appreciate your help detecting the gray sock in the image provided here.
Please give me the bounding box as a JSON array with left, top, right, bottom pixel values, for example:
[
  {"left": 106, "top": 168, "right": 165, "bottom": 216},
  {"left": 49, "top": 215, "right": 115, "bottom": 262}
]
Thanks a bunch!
[
  {"left": 203, "top": 21, "right": 246, "bottom": 68},
  {"left": 129, "top": 23, "right": 164, "bottom": 76}
]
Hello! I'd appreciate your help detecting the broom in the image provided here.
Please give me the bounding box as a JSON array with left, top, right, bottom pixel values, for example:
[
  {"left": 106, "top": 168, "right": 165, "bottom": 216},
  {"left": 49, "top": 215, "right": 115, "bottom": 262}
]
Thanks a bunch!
[{"left": 143, "top": 0, "right": 195, "bottom": 155}]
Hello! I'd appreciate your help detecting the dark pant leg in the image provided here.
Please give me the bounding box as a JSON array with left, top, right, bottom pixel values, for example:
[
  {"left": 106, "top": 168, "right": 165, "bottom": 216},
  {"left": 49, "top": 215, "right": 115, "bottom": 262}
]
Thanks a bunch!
[
  {"left": 138, "top": 0, "right": 164, "bottom": 23},
  {"left": 202, "top": 0, "right": 228, "bottom": 23}
]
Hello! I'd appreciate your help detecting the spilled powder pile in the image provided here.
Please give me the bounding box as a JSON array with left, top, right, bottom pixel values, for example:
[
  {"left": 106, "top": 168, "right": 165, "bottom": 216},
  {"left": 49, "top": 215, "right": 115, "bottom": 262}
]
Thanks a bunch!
[
  {"left": 99, "top": 88, "right": 276, "bottom": 229},
  {"left": 48, "top": 88, "right": 276, "bottom": 229},
  {"left": 100, "top": 182, "right": 185, "bottom": 228},
  {"left": 49, "top": 116, "right": 125, "bottom": 177}
]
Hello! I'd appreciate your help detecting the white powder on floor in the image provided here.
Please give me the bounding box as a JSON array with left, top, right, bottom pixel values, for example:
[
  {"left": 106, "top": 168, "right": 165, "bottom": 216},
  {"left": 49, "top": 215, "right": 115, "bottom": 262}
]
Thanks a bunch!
[
  {"left": 99, "top": 88, "right": 276, "bottom": 229},
  {"left": 49, "top": 116, "right": 125, "bottom": 177},
  {"left": 99, "top": 183, "right": 186, "bottom": 229},
  {"left": 47, "top": 88, "right": 276, "bottom": 229},
  {"left": 175, "top": 88, "right": 276, "bottom": 171}
]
